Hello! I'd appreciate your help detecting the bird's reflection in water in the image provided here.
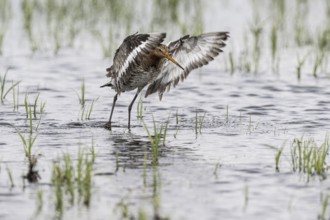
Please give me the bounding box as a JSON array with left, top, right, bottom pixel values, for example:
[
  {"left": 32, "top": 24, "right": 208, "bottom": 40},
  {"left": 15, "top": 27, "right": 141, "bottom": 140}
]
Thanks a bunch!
[{"left": 106, "top": 131, "right": 173, "bottom": 170}]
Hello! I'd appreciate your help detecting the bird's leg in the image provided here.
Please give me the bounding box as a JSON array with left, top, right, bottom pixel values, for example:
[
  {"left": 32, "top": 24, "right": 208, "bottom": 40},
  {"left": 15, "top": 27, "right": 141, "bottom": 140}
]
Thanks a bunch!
[
  {"left": 105, "top": 93, "right": 118, "bottom": 130},
  {"left": 128, "top": 90, "right": 141, "bottom": 130}
]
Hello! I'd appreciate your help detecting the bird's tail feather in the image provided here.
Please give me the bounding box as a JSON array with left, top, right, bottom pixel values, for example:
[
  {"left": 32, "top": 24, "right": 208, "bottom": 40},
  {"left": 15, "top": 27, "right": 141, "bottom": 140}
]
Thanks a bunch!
[{"left": 100, "top": 81, "right": 113, "bottom": 88}]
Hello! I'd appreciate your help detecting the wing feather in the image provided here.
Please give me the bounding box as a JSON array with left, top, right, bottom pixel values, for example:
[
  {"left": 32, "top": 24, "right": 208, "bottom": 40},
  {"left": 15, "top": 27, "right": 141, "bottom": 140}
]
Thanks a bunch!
[
  {"left": 145, "top": 32, "right": 229, "bottom": 100},
  {"left": 107, "top": 32, "right": 166, "bottom": 92}
]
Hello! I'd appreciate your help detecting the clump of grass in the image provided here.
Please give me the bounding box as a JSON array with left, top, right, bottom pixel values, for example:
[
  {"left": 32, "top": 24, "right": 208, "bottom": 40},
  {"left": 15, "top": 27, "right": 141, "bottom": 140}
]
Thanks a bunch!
[
  {"left": 272, "top": 0, "right": 286, "bottom": 28},
  {"left": 294, "top": 0, "right": 312, "bottom": 47},
  {"left": 195, "top": 111, "right": 206, "bottom": 136},
  {"left": 0, "top": 70, "right": 21, "bottom": 104},
  {"left": 80, "top": 98, "right": 98, "bottom": 121},
  {"left": 238, "top": 33, "right": 252, "bottom": 73},
  {"left": 76, "top": 79, "right": 98, "bottom": 121},
  {"left": 142, "top": 118, "right": 168, "bottom": 166},
  {"left": 270, "top": 23, "right": 278, "bottom": 63},
  {"left": 275, "top": 144, "right": 285, "bottom": 172},
  {"left": 318, "top": 29, "right": 330, "bottom": 52},
  {"left": 16, "top": 128, "right": 38, "bottom": 158},
  {"left": 313, "top": 52, "right": 326, "bottom": 78},
  {"left": 52, "top": 164, "right": 64, "bottom": 218},
  {"left": 23, "top": 93, "right": 46, "bottom": 130},
  {"left": 75, "top": 79, "right": 85, "bottom": 107},
  {"left": 296, "top": 54, "right": 308, "bottom": 81},
  {"left": 92, "top": 30, "right": 114, "bottom": 58},
  {"left": 22, "top": 0, "right": 38, "bottom": 52},
  {"left": 51, "top": 149, "right": 95, "bottom": 217},
  {"left": 0, "top": 0, "right": 11, "bottom": 55},
  {"left": 16, "top": 93, "right": 46, "bottom": 159},
  {"left": 229, "top": 51, "right": 235, "bottom": 75},
  {"left": 249, "top": 2, "right": 263, "bottom": 73},
  {"left": 291, "top": 135, "right": 330, "bottom": 179},
  {"left": 138, "top": 208, "right": 148, "bottom": 220},
  {"left": 116, "top": 197, "right": 130, "bottom": 219}
]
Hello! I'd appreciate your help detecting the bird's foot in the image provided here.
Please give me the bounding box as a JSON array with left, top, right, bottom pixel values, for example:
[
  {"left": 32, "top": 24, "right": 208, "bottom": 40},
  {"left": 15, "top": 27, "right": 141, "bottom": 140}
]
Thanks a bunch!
[{"left": 104, "top": 122, "right": 112, "bottom": 130}]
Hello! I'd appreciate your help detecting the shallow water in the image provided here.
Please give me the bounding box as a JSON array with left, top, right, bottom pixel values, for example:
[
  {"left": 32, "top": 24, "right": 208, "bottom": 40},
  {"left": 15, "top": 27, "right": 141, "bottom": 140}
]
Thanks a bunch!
[{"left": 1, "top": 0, "right": 330, "bottom": 220}]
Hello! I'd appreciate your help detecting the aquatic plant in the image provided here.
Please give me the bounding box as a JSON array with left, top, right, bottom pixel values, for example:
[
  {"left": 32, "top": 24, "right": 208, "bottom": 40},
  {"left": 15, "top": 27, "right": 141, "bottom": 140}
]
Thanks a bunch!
[
  {"left": 249, "top": 1, "right": 263, "bottom": 73},
  {"left": 275, "top": 144, "right": 285, "bottom": 172},
  {"left": 294, "top": 0, "right": 312, "bottom": 47},
  {"left": 173, "top": 110, "right": 180, "bottom": 138},
  {"left": 80, "top": 79, "right": 85, "bottom": 107},
  {"left": 213, "top": 160, "right": 221, "bottom": 177},
  {"left": 195, "top": 111, "right": 206, "bottom": 136},
  {"left": 320, "top": 194, "right": 329, "bottom": 220},
  {"left": 313, "top": 51, "right": 326, "bottom": 78},
  {"left": 142, "top": 118, "right": 168, "bottom": 165},
  {"left": 24, "top": 155, "right": 40, "bottom": 183},
  {"left": 7, "top": 167, "right": 15, "bottom": 188},
  {"left": 318, "top": 28, "right": 330, "bottom": 52},
  {"left": 270, "top": 23, "right": 278, "bottom": 63},
  {"left": 116, "top": 196, "right": 130, "bottom": 219},
  {"left": 291, "top": 135, "right": 330, "bottom": 179},
  {"left": 51, "top": 147, "right": 95, "bottom": 214},
  {"left": 36, "top": 190, "right": 43, "bottom": 214},
  {"left": 272, "top": 0, "right": 286, "bottom": 28},
  {"left": 143, "top": 152, "right": 147, "bottom": 187},
  {"left": 238, "top": 33, "right": 252, "bottom": 73},
  {"left": 137, "top": 95, "right": 144, "bottom": 119},
  {"left": 0, "top": 70, "right": 21, "bottom": 104},
  {"left": 92, "top": 30, "right": 114, "bottom": 58},
  {"left": 22, "top": 0, "right": 38, "bottom": 52},
  {"left": 52, "top": 164, "right": 64, "bottom": 218},
  {"left": 138, "top": 208, "right": 148, "bottom": 220},
  {"left": 0, "top": 0, "right": 11, "bottom": 55},
  {"left": 228, "top": 51, "right": 235, "bottom": 75},
  {"left": 80, "top": 98, "right": 98, "bottom": 121},
  {"left": 11, "top": 81, "right": 19, "bottom": 111},
  {"left": 16, "top": 128, "right": 38, "bottom": 158},
  {"left": 296, "top": 54, "right": 308, "bottom": 81}
]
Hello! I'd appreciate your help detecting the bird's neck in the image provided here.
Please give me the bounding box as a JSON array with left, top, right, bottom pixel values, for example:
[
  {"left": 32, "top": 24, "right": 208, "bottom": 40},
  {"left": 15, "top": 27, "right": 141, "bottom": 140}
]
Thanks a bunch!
[{"left": 143, "top": 50, "right": 164, "bottom": 68}]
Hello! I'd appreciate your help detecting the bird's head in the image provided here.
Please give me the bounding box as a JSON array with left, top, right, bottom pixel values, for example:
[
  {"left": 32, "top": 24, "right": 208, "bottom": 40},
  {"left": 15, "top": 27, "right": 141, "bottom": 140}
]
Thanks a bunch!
[{"left": 156, "top": 45, "right": 184, "bottom": 70}]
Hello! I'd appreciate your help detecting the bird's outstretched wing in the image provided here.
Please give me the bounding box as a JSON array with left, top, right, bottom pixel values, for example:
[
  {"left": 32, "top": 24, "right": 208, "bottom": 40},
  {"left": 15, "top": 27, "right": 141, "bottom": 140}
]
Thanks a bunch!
[
  {"left": 107, "top": 32, "right": 166, "bottom": 91},
  {"left": 145, "top": 32, "right": 229, "bottom": 100}
]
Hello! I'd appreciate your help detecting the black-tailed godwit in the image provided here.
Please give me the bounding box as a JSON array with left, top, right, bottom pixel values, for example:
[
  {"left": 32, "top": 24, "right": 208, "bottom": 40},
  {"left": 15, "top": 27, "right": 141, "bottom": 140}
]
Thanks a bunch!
[{"left": 101, "top": 32, "right": 229, "bottom": 130}]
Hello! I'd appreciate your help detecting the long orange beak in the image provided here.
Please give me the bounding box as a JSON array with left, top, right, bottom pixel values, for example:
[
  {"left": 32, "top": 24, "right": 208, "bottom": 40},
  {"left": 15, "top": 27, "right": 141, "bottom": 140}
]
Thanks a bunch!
[{"left": 164, "top": 52, "right": 184, "bottom": 70}]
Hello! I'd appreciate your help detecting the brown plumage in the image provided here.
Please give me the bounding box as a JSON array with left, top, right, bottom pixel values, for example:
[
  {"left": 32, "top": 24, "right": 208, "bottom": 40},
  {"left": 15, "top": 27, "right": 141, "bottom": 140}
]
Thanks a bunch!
[{"left": 101, "top": 32, "right": 229, "bottom": 130}]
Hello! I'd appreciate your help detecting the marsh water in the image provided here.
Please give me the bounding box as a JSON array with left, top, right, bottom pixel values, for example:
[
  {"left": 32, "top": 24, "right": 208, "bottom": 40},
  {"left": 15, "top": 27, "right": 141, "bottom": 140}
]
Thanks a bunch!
[{"left": 1, "top": 0, "right": 330, "bottom": 220}]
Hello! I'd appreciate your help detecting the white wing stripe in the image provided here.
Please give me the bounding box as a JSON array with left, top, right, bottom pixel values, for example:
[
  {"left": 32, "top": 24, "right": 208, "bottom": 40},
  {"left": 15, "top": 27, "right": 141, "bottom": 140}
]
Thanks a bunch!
[{"left": 117, "top": 40, "right": 149, "bottom": 79}]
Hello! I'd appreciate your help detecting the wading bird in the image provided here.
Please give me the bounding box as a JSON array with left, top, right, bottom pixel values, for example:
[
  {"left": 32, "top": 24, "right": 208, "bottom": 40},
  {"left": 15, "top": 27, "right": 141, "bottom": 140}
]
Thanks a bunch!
[{"left": 101, "top": 32, "right": 229, "bottom": 130}]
